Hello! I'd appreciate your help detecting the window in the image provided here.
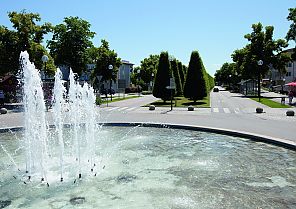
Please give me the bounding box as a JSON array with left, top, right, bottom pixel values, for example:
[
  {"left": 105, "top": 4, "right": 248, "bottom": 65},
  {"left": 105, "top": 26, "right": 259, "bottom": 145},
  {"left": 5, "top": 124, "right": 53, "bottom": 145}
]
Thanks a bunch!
[
  {"left": 286, "top": 62, "right": 292, "bottom": 68},
  {"left": 286, "top": 72, "right": 292, "bottom": 77}
]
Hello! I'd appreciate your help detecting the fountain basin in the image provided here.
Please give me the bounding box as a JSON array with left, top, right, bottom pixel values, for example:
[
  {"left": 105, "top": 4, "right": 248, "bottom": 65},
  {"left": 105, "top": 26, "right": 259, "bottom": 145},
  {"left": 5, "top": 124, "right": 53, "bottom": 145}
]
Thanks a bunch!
[{"left": 0, "top": 124, "right": 295, "bottom": 208}]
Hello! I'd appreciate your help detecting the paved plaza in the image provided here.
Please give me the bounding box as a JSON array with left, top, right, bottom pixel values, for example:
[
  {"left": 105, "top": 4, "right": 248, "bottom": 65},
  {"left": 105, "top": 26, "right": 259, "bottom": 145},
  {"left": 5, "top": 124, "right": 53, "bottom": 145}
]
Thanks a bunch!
[{"left": 1, "top": 88, "right": 296, "bottom": 148}]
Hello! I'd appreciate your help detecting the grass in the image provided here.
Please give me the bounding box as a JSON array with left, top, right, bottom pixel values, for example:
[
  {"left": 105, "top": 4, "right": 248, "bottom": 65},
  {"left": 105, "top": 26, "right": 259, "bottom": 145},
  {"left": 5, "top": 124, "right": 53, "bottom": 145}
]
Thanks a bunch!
[
  {"left": 98, "top": 95, "right": 139, "bottom": 104},
  {"left": 252, "top": 98, "right": 291, "bottom": 108},
  {"left": 148, "top": 96, "right": 210, "bottom": 108}
]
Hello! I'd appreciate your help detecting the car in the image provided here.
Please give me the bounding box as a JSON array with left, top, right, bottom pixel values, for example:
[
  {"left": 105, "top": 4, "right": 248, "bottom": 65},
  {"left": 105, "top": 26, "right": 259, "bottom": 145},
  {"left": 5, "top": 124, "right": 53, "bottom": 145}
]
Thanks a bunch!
[{"left": 213, "top": 87, "right": 219, "bottom": 92}]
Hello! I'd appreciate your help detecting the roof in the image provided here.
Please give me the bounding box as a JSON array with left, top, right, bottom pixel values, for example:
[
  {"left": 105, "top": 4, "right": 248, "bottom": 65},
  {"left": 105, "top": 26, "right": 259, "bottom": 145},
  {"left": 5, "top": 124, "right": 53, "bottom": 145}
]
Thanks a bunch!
[
  {"left": 0, "top": 75, "right": 16, "bottom": 83},
  {"left": 121, "top": 60, "right": 134, "bottom": 65}
]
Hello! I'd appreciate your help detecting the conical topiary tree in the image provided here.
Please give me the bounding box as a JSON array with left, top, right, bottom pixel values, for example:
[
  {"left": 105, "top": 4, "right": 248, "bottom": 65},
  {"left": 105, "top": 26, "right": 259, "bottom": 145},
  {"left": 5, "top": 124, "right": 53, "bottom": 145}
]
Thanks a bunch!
[
  {"left": 177, "top": 61, "right": 185, "bottom": 89},
  {"left": 183, "top": 51, "right": 207, "bottom": 103},
  {"left": 171, "top": 59, "right": 183, "bottom": 96},
  {"left": 153, "top": 52, "right": 171, "bottom": 102}
]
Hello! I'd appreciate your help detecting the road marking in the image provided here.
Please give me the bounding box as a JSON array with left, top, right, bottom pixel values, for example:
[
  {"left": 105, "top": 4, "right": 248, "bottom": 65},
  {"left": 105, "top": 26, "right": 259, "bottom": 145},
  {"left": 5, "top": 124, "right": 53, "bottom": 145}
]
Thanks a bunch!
[
  {"left": 126, "top": 107, "right": 137, "bottom": 111},
  {"left": 213, "top": 108, "right": 219, "bottom": 113},
  {"left": 106, "top": 107, "right": 120, "bottom": 112},
  {"left": 117, "top": 107, "right": 130, "bottom": 111},
  {"left": 234, "top": 108, "right": 240, "bottom": 114},
  {"left": 223, "top": 108, "right": 231, "bottom": 113}
]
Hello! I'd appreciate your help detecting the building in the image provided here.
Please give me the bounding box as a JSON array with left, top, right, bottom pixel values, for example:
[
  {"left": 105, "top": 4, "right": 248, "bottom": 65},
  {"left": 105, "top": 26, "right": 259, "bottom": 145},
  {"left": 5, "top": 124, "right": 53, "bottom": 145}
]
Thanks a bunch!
[
  {"left": 0, "top": 74, "right": 19, "bottom": 102},
  {"left": 115, "top": 60, "right": 134, "bottom": 92},
  {"left": 57, "top": 60, "right": 134, "bottom": 93},
  {"left": 267, "top": 48, "right": 296, "bottom": 84}
]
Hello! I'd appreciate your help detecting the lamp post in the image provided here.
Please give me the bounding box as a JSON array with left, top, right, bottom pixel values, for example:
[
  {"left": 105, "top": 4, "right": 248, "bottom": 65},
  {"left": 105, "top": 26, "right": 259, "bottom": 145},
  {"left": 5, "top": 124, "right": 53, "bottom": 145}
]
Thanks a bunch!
[
  {"left": 108, "top": 64, "right": 113, "bottom": 103},
  {"left": 42, "top": 55, "right": 49, "bottom": 71},
  {"left": 137, "top": 69, "right": 141, "bottom": 97},
  {"left": 257, "top": 60, "right": 263, "bottom": 101},
  {"left": 151, "top": 73, "right": 154, "bottom": 91},
  {"left": 282, "top": 78, "right": 286, "bottom": 94}
]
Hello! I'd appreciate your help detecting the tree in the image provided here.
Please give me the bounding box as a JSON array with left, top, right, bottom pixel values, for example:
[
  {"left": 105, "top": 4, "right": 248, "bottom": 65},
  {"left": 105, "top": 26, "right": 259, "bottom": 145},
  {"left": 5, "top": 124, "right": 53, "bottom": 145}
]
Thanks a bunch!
[
  {"left": 286, "top": 7, "right": 296, "bottom": 60},
  {"left": 0, "top": 11, "right": 54, "bottom": 76},
  {"left": 48, "top": 16, "right": 95, "bottom": 75},
  {"left": 214, "top": 62, "right": 239, "bottom": 87},
  {"left": 153, "top": 52, "right": 171, "bottom": 102},
  {"left": 170, "top": 59, "right": 182, "bottom": 96},
  {"left": 177, "top": 61, "right": 185, "bottom": 88},
  {"left": 183, "top": 51, "right": 207, "bottom": 102},
  {"left": 232, "top": 23, "right": 288, "bottom": 80},
  {"left": 137, "top": 54, "right": 159, "bottom": 90},
  {"left": 92, "top": 39, "right": 121, "bottom": 84}
]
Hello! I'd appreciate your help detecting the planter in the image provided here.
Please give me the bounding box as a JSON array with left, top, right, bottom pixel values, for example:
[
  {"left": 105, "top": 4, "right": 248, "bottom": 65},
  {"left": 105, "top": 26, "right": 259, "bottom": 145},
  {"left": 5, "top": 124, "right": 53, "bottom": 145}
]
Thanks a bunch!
[
  {"left": 286, "top": 110, "right": 295, "bottom": 116},
  {"left": 188, "top": 106, "right": 194, "bottom": 111},
  {"left": 0, "top": 108, "right": 8, "bottom": 114},
  {"left": 256, "top": 107, "right": 263, "bottom": 114},
  {"left": 149, "top": 105, "right": 155, "bottom": 111}
]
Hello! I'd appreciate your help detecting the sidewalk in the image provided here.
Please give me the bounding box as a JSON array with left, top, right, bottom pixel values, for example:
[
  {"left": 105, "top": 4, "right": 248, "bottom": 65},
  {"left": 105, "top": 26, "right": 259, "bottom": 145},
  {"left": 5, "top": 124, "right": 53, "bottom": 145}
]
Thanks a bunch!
[{"left": 261, "top": 90, "right": 295, "bottom": 106}]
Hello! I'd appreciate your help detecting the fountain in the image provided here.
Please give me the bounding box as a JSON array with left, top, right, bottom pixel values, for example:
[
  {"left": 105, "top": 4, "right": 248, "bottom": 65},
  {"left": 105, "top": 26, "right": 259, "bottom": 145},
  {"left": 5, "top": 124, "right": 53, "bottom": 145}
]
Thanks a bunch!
[
  {"left": 14, "top": 51, "right": 99, "bottom": 186},
  {"left": 0, "top": 52, "right": 295, "bottom": 208}
]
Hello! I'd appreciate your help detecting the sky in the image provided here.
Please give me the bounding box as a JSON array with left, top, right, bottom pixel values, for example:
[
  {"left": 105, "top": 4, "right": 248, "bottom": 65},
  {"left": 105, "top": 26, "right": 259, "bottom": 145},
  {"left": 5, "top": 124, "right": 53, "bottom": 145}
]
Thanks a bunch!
[{"left": 0, "top": 0, "right": 295, "bottom": 76}]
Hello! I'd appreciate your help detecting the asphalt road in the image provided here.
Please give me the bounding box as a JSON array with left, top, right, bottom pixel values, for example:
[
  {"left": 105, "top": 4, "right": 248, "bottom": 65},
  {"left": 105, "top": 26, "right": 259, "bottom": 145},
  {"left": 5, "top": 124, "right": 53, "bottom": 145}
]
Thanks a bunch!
[{"left": 1, "top": 89, "right": 295, "bottom": 146}]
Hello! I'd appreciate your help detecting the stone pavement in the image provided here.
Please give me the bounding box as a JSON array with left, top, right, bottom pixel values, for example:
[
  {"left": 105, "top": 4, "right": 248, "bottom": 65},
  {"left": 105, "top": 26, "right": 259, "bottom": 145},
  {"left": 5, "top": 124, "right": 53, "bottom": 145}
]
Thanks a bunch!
[{"left": 0, "top": 93, "right": 295, "bottom": 148}]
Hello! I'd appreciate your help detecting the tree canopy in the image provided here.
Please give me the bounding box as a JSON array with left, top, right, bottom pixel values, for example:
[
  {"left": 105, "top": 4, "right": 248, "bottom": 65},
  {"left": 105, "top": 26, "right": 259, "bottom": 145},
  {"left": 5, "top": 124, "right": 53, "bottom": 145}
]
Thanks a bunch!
[
  {"left": 92, "top": 39, "right": 121, "bottom": 83},
  {"left": 47, "top": 16, "right": 95, "bottom": 75},
  {"left": 153, "top": 52, "right": 171, "bottom": 101},
  {"left": 231, "top": 23, "right": 289, "bottom": 80},
  {"left": 0, "top": 11, "right": 55, "bottom": 76},
  {"left": 183, "top": 51, "right": 207, "bottom": 102},
  {"left": 286, "top": 7, "right": 296, "bottom": 60}
]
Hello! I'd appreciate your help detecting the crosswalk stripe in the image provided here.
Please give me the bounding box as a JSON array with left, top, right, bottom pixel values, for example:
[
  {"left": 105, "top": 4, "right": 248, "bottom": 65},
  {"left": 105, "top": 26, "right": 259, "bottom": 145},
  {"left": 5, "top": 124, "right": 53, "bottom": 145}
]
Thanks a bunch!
[
  {"left": 223, "top": 108, "right": 231, "bottom": 113},
  {"left": 213, "top": 108, "right": 219, "bottom": 113},
  {"left": 106, "top": 107, "right": 120, "bottom": 112},
  {"left": 126, "top": 107, "right": 137, "bottom": 111},
  {"left": 117, "top": 107, "right": 129, "bottom": 111}
]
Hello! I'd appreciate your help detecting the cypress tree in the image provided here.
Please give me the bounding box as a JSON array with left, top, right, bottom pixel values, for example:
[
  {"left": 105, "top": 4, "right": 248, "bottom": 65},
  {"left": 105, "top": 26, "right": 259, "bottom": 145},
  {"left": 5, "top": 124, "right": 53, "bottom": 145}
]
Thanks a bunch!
[
  {"left": 152, "top": 52, "right": 171, "bottom": 102},
  {"left": 177, "top": 61, "right": 185, "bottom": 89},
  {"left": 183, "top": 51, "right": 207, "bottom": 103},
  {"left": 171, "top": 59, "right": 183, "bottom": 96}
]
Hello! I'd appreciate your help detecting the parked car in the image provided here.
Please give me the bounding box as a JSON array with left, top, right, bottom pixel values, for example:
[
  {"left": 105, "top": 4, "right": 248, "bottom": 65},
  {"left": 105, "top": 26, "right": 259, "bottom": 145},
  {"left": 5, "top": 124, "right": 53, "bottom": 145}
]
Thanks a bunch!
[{"left": 213, "top": 87, "right": 219, "bottom": 92}]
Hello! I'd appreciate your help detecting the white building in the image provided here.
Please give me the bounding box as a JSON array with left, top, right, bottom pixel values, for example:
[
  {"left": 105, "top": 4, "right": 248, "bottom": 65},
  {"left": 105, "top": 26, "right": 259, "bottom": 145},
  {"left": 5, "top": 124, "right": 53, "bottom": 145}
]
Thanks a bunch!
[
  {"left": 265, "top": 48, "right": 296, "bottom": 89},
  {"left": 58, "top": 60, "right": 134, "bottom": 93}
]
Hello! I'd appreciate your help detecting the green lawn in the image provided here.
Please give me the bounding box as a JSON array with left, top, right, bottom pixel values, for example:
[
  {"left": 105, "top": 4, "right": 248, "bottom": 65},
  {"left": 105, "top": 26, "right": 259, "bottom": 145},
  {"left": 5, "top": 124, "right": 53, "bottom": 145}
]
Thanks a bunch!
[
  {"left": 252, "top": 98, "right": 291, "bottom": 108},
  {"left": 149, "top": 96, "right": 210, "bottom": 108},
  {"left": 98, "top": 95, "right": 139, "bottom": 104}
]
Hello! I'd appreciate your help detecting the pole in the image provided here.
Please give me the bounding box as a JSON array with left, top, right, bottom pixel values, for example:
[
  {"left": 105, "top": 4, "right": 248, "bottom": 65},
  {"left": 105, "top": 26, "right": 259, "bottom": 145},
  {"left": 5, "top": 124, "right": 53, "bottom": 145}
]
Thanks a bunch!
[
  {"left": 110, "top": 79, "right": 112, "bottom": 101},
  {"left": 258, "top": 69, "right": 261, "bottom": 101},
  {"left": 170, "top": 89, "right": 173, "bottom": 111}
]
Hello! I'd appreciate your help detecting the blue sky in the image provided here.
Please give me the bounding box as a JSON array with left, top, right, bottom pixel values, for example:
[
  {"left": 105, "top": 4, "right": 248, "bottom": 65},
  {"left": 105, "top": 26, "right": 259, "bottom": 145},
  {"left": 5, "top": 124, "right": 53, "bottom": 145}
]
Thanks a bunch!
[{"left": 0, "top": 0, "right": 295, "bottom": 76}]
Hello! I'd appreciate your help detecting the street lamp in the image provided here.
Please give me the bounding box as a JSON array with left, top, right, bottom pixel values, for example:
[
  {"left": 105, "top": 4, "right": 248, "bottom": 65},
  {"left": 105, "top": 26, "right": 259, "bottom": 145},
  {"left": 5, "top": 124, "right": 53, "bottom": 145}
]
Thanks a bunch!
[
  {"left": 108, "top": 64, "right": 113, "bottom": 103},
  {"left": 150, "top": 73, "right": 154, "bottom": 91},
  {"left": 282, "top": 78, "right": 286, "bottom": 94},
  {"left": 257, "top": 60, "right": 263, "bottom": 101},
  {"left": 42, "top": 55, "right": 49, "bottom": 71},
  {"left": 137, "top": 69, "right": 141, "bottom": 96}
]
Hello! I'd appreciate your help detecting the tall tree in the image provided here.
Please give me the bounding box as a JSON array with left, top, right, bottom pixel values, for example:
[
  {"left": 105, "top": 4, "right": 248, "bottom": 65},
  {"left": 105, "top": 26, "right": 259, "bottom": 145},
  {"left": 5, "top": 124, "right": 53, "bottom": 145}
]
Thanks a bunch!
[
  {"left": 183, "top": 51, "right": 207, "bottom": 102},
  {"left": 0, "top": 11, "right": 54, "bottom": 76},
  {"left": 48, "top": 16, "right": 95, "bottom": 75},
  {"left": 232, "top": 23, "right": 288, "bottom": 80},
  {"left": 153, "top": 52, "right": 171, "bottom": 102},
  {"left": 286, "top": 7, "right": 296, "bottom": 60},
  {"left": 171, "top": 59, "right": 182, "bottom": 96},
  {"left": 177, "top": 61, "right": 185, "bottom": 88},
  {"left": 138, "top": 54, "right": 159, "bottom": 89},
  {"left": 92, "top": 39, "right": 121, "bottom": 83}
]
